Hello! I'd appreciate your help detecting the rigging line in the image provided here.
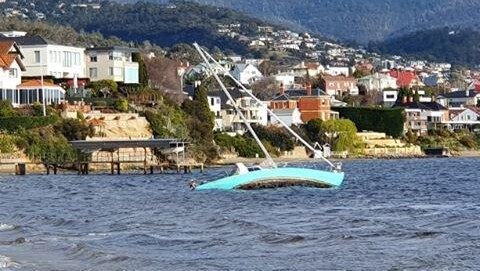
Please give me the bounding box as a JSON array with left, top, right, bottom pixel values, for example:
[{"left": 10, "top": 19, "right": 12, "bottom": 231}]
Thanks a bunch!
[
  {"left": 198, "top": 45, "right": 337, "bottom": 169},
  {"left": 193, "top": 43, "right": 276, "bottom": 168}
]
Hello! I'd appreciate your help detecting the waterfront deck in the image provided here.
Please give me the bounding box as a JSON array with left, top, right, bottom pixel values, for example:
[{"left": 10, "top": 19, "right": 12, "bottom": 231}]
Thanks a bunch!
[{"left": 0, "top": 139, "right": 204, "bottom": 175}]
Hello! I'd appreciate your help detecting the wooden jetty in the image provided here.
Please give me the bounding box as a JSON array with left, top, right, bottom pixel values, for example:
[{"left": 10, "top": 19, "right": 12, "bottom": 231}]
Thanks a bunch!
[{"left": 0, "top": 139, "right": 204, "bottom": 175}]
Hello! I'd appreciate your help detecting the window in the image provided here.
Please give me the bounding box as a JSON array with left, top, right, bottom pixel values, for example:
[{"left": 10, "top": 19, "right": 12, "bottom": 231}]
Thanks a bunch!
[
  {"left": 109, "top": 51, "right": 123, "bottom": 61},
  {"left": 34, "top": 50, "right": 41, "bottom": 63},
  {"left": 386, "top": 95, "right": 395, "bottom": 99},
  {"left": 9, "top": 68, "right": 17, "bottom": 78},
  {"left": 89, "top": 68, "right": 98, "bottom": 78},
  {"left": 210, "top": 97, "right": 214, "bottom": 106},
  {"left": 109, "top": 67, "right": 122, "bottom": 76},
  {"left": 63, "top": 51, "right": 72, "bottom": 67},
  {"left": 90, "top": 56, "right": 97, "bottom": 62}
]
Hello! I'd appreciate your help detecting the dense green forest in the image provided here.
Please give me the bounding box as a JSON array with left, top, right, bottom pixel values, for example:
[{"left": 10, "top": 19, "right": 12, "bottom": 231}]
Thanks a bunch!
[
  {"left": 115, "top": 0, "right": 480, "bottom": 43},
  {"left": 1, "top": 0, "right": 272, "bottom": 54},
  {"left": 369, "top": 28, "right": 480, "bottom": 67},
  {"left": 0, "top": 17, "right": 126, "bottom": 48}
]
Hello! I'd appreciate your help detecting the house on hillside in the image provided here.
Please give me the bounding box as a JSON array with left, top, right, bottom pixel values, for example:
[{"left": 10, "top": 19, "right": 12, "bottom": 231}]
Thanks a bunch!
[
  {"left": 358, "top": 72, "right": 397, "bottom": 92},
  {"left": 274, "top": 73, "right": 295, "bottom": 89},
  {"left": 16, "top": 80, "right": 66, "bottom": 107},
  {"left": 292, "top": 61, "right": 324, "bottom": 77},
  {"left": 270, "top": 84, "right": 338, "bottom": 123},
  {"left": 0, "top": 40, "right": 26, "bottom": 106},
  {"left": 388, "top": 69, "right": 423, "bottom": 88},
  {"left": 319, "top": 75, "right": 358, "bottom": 96},
  {"left": 86, "top": 46, "right": 139, "bottom": 84},
  {"left": 231, "top": 63, "right": 263, "bottom": 85},
  {"left": 393, "top": 97, "right": 448, "bottom": 135},
  {"left": 437, "top": 89, "right": 480, "bottom": 107},
  {"left": 185, "top": 86, "right": 268, "bottom": 133},
  {"left": 324, "top": 66, "right": 351, "bottom": 77},
  {"left": 447, "top": 106, "right": 480, "bottom": 130},
  {"left": 0, "top": 35, "right": 86, "bottom": 79},
  {"left": 270, "top": 108, "right": 303, "bottom": 127}
]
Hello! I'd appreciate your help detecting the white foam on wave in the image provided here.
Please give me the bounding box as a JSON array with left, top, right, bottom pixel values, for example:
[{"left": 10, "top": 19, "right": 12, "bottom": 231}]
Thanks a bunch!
[
  {"left": 0, "top": 255, "right": 20, "bottom": 269},
  {"left": 0, "top": 224, "right": 15, "bottom": 232}
]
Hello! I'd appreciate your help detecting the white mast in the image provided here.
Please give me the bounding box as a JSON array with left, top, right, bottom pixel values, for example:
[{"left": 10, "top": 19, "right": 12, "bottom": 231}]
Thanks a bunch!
[
  {"left": 194, "top": 43, "right": 337, "bottom": 169},
  {"left": 193, "top": 43, "right": 276, "bottom": 168}
]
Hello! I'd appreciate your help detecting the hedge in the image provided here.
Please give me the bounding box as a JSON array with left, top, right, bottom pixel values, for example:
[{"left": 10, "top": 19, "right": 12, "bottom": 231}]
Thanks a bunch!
[
  {"left": 332, "top": 107, "right": 405, "bottom": 138},
  {"left": 0, "top": 115, "right": 59, "bottom": 132}
]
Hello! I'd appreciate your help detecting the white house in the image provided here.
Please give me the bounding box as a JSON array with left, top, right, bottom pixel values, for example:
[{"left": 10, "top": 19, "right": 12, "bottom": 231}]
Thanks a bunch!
[
  {"left": 270, "top": 108, "right": 303, "bottom": 127},
  {"left": 0, "top": 40, "right": 25, "bottom": 106},
  {"left": 325, "top": 66, "right": 350, "bottom": 77},
  {"left": 86, "top": 46, "right": 139, "bottom": 84},
  {"left": 292, "top": 61, "right": 324, "bottom": 77},
  {"left": 231, "top": 63, "right": 263, "bottom": 85},
  {"left": 449, "top": 107, "right": 480, "bottom": 123},
  {"left": 208, "top": 94, "right": 223, "bottom": 131},
  {"left": 0, "top": 35, "right": 86, "bottom": 79},
  {"left": 394, "top": 99, "right": 448, "bottom": 135},
  {"left": 186, "top": 86, "right": 268, "bottom": 133},
  {"left": 274, "top": 72, "right": 295, "bottom": 89},
  {"left": 358, "top": 73, "right": 397, "bottom": 92},
  {"left": 383, "top": 90, "right": 398, "bottom": 107},
  {"left": 445, "top": 106, "right": 480, "bottom": 130},
  {"left": 438, "top": 89, "right": 480, "bottom": 107}
]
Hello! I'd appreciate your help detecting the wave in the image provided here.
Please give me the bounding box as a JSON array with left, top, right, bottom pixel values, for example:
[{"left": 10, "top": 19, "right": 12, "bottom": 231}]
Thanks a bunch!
[
  {"left": 0, "top": 224, "right": 17, "bottom": 232},
  {"left": 259, "top": 232, "right": 306, "bottom": 244},
  {"left": 0, "top": 254, "right": 20, "bottom": 269},
  {"left": 66, "top": 243, "right": 131, "bottom": 264}
]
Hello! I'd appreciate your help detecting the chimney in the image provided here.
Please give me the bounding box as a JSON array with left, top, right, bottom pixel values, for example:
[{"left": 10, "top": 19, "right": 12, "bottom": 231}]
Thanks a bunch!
[
  {"left": 306, "top": 82, "right": 312, "bottom": 96},
  {"left": 280, "top": 83, "right": 285, "bottom": 95}
]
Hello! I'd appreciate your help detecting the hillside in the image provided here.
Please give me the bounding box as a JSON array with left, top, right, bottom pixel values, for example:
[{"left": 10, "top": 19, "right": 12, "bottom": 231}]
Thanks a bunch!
[
  {"left": 113, "top": 0, "right": 480, "bottom": 44},
  {"left": 369, "top": 28, "right": 480, "bottom": 67},
  {"left": 0, "top": 0, "right": 274, "bottom": 54}
]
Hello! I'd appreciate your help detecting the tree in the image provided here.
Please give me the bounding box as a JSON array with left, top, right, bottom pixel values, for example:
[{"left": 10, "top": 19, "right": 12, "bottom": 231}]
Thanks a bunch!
[
  {"left": 321, "top": 119, "right": 362, "bottom": 152},
  {"left": 352, "top": 69, "right": 367, "bottom": 79},
  {"left": 0, "top": 101, "right": 15, "bottom": 117},
  {"left": 304, "top": 119, "right": 325, "bottom": 143},
  {"left": 182, "top": 84, "right": 216, "bottom": 162},
  {"left": 54, "top": 119, "right": 94, "bottom": 141},
  {"left": 88, "top": 80, "right": 118, "bottom": 97},
  {"left": 114, "top": 99, "right": 129, "bottom": 112},
  {"left": 251, "top": 77, "right": 278, "bottom": 100},
  {"left": 258, "top": 60, "right": 278, "bottom": 76},
  {"left": 133, "top": 53, "right": 149, "bottom": 89}
]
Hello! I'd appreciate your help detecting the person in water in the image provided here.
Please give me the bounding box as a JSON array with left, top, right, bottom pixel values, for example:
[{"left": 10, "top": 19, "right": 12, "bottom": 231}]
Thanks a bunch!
[{"left": 189, "top": 180, "right": 197, "bottom": 190}]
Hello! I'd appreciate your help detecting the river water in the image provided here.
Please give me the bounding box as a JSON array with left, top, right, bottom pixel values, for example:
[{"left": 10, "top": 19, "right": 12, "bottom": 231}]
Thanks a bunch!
[{"left": 0, "top": 158, "right": 479, "bottom": 270}]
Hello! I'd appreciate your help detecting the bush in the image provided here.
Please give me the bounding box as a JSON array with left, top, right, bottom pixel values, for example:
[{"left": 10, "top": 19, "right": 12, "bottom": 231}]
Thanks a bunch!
[
  {"left": 214, "top": 133, "right": 264, "bottom": 158},
  {"left": 0, "top": 100, "right": 15, "bottom": 117},
  {"left": 114, "top": 99, "right": 129, "bottom": 112},
  {"left": 0, "top": 115, "right": 59, "bottom": 132},
  {"left": 459, "top": 134, "right": 477, "bottom": 149},
  {"left": 32, "top": 102, "right": 44, "bottom": 117},
  {"left": 252, "top": 124, "right": 294, "bottom": 152},
  {"left": 17, "top": 128, "right": 76, "bottom": 162},
  {"left": 0, "top": 134, "right": 18, "bottom": 153},
  {"left": 333, "top": 107, "right": 405, "bottom": 138},
  {"left": 54, "top": 119, "right": 94, "bottom": 141},
  {"left": 321, "top": 119, "right": 362, "bottom": 152}
]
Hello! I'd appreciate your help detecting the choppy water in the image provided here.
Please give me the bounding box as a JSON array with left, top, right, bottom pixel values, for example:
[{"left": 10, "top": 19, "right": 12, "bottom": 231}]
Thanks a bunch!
[{"left": 0, "top": 158, "right": 479, "bottom": 270}]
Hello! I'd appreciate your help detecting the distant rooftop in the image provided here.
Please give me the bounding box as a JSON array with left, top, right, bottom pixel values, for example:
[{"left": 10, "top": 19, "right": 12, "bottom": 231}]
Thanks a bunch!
[
  {"left": 0, "top": 35, "right": 56, "bottom": 46},
  {"left": 86, "top": 46, "right": 138, "bottom": 53}
]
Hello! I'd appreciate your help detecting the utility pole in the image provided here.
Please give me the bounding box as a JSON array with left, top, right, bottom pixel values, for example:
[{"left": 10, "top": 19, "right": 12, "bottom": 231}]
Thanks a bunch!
[{"left": 41, "top": 56, "right": 46, "bottom": 116}]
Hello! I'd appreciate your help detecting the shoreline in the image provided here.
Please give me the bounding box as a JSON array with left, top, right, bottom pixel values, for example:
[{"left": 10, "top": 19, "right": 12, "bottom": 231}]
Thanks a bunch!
[{"left": 1, "top": 152, "right": 479, "bottom": 175}]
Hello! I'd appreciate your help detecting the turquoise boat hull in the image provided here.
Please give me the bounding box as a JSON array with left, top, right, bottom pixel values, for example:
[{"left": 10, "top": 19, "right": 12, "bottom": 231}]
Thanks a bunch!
[{"left": 196, "top": 167, "right": 344, "bottom": 190}]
